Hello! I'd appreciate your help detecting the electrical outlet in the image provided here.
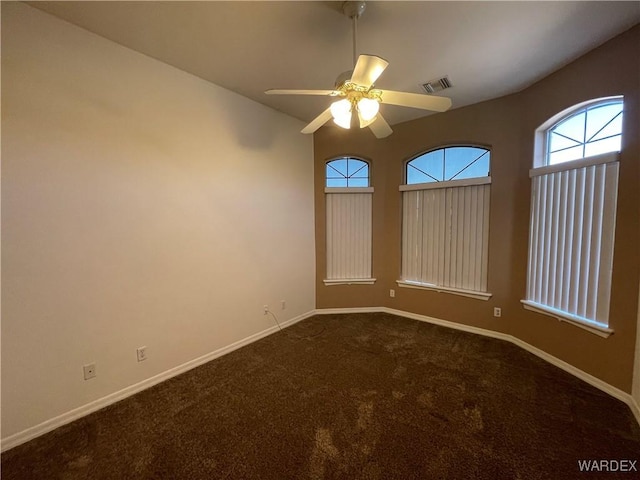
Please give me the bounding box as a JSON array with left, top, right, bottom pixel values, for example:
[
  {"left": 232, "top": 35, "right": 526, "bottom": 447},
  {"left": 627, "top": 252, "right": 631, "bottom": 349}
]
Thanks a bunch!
[
  {"left": 83, "top": 363, "right": 96, "bottom": 380},
  {"left": 281, "top": 300, "right": 286, "bottom": 310},
  {"left": 136, "top": 346, "right": 147, "bottom": 362},
  {"left": 390, "top": 289, "right": 395, "bottom": 298},
  {"left": 494, "top": 307, "right": 502, "bottom": 317},
  {"left": 264, "top": 305, "right": 269, "bottom": 315}
]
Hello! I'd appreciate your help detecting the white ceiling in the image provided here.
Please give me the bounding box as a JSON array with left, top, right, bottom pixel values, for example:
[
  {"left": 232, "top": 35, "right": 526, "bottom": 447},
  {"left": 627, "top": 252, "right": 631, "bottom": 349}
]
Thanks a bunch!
[{"left": 29, "top": 1, "right": 640, "bottom": 127}]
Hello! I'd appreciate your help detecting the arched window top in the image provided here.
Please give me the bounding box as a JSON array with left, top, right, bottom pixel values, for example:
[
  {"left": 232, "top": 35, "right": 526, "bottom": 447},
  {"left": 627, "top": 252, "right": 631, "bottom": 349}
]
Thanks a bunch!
[
  {"left": 405, "top": 146, "right": 490, "bottom": 185},
  {"left": 326, "top": 157, "right": 369, "bottom": 188},
  {"left": 543, "top": 97, "right": 623, "bottom": 166}
]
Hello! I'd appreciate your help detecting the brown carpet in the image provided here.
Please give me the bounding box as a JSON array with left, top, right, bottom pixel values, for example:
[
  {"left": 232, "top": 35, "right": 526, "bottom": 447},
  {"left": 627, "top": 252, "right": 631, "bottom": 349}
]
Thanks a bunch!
[{"left": 2, "top": 312, "right": 639, "bottom": 479}]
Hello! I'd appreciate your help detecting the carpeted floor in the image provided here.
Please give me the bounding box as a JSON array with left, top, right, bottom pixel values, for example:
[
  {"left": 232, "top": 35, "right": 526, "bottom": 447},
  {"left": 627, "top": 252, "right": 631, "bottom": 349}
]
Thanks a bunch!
[{"left": 2, "top": 312, "right": 639, "bottom": 479}]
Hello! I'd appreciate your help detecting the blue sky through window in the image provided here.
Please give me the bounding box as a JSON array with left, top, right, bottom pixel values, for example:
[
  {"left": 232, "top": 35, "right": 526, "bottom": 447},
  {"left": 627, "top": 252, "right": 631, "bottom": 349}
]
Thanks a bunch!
[
  {"left": 547, "top": 100, "right": 623, "bottom": 165},
  {"left": 406, "top": 146, "right": 490, "bottom": 184},
  {"left": 326, "top": 158, "right": 369, "bottom": 187}
]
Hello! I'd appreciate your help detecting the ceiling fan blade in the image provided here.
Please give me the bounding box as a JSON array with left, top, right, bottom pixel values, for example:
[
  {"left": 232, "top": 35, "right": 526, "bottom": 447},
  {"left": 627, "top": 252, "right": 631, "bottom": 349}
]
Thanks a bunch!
[
  {"left": 301, "top": 107, "right": 333, "bottom": 134},
  {"left": 368, "top": 114, "right": 393, "bottom": 139},
  {"left": 350, "top": 55, "right": 389, "bottom": 88},
  {"left": 265, "top": 89, "right": 338, "bottom": 96},
  {"left": 378, "top": 90, "right": 452, "bottom": 112}
]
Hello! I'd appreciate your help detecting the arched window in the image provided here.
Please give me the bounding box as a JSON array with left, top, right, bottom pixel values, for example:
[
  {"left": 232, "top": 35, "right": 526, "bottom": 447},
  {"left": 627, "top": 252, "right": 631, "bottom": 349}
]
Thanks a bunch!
[
  {"left": 399, "top": 146, "right": 492, "bottom": 299},
  {"left": 406, "top": 146, "right": 490, "bottom": 184},
  {"left": 524, "top": 97, "right": 623, "bottom": 336},
  {"left": 545, "top": 98, "right": 623, "bottom": 165},
  {"left": 326, "top": 157, "right": 369, "bottom": 187},
  {"left": 324, "top": 157, "right": 374, "bottom": 285}
]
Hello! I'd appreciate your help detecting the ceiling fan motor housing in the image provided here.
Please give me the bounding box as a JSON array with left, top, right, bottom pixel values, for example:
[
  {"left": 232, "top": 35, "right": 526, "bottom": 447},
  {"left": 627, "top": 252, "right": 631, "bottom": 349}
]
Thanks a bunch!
[{"left": 335, "top": 70, "right": 354, "bottom": 89}]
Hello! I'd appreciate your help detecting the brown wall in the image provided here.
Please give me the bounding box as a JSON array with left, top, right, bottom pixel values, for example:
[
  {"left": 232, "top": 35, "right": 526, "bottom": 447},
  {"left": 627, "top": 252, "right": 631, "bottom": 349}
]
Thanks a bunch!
[{"left": 314, "top": 25, "right": 640, "bottom": 392}]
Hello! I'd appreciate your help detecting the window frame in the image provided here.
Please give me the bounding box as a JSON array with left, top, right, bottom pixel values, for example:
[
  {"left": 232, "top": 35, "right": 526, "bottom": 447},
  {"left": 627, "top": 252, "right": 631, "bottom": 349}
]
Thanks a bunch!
[
  {"left": 399, "top": 145, "right": 492, "bottom": 300},
  {"left": 525, "top": 97, "right": 623, "bottom": 337},
  {"left": 324, "top": 156, "right": 375, "bottom": 286}
]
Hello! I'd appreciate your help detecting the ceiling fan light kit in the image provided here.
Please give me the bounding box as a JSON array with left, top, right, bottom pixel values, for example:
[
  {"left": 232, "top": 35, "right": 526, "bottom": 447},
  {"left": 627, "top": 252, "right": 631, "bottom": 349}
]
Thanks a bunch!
[{"left": 265, "top": 1, "right": 451, "bottom": 138}]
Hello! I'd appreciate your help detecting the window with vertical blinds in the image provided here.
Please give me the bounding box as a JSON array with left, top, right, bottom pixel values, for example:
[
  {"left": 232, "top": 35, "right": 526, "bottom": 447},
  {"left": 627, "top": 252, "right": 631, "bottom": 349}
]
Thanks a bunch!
[
  {"left": 523, "top": 97, "right": 622, "bottom": 336},
  {"left": 324, "top": 158, "right": 375, "bottom": 285},
  {"left": 399, "top": 146, "right": 492, "bottom": 300}
]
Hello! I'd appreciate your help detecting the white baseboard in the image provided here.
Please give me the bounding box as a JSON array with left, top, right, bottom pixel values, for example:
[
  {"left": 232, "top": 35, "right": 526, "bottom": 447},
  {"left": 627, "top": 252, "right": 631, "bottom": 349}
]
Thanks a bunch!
[
  {"left": 315, "top": 306, "right": 640, "bottom": 427},
  {"left": 4, "top": 307, "right": 638, "bottom": 452},
  {"left": 313, "top": 306, "right": 386, "bottom": 315},
  {"left": 1, "top": 310, "right": 315, "bottom": 452},
  {"left": 629, "top": 397, "right": 640, "bottom": 426}
]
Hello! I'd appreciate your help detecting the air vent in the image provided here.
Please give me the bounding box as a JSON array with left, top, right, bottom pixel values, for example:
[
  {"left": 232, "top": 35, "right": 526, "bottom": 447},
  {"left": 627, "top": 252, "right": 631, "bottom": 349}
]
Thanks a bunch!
[{"left": 421, "top": 76, "right": 453, "bottom": 94}]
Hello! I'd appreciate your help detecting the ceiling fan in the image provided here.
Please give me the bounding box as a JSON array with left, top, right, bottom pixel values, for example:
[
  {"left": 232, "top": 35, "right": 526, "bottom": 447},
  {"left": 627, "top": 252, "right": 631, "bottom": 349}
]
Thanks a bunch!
[{"left": 265, "top": 1, "right": 452, "bottom": 139}]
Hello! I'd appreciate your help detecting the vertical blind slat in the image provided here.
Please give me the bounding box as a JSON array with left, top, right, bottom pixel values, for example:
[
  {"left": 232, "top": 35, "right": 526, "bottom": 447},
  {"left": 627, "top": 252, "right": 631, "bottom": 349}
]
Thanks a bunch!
[
  {"left": 596, "top": 162, "right": 619, "bottom": 323},
  {"left": 548, "top": 172, "right": 561, "bottom": 306},
  {"left": 443, "top": 189, "right": 452, "bottom": 287},
  {"left": 556, "top": 171, "right": 568, "bottom": 310},
  {"left": 526, "top": 176, "right": 539, "bottom": 301},
  {"left": 469, "top": 186, "right": 479, "bottom": 291},
  {"left": 586, "top": 165, "right": 605, "bottom": 319},
  {"left": 541, "top": 174, "right": 552, "bottom": 305},
  {"left": 480, "top": 185, "right": 490, "bottom": 292},
  {"left": 569, "top": 170, "right": 585, "bottom": 314}
]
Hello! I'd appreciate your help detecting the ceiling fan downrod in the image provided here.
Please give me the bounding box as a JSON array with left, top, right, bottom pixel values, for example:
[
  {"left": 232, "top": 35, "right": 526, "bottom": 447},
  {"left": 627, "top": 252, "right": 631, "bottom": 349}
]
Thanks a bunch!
[{"left": 342, "top": 1, "right": 366, "bottom": 67}]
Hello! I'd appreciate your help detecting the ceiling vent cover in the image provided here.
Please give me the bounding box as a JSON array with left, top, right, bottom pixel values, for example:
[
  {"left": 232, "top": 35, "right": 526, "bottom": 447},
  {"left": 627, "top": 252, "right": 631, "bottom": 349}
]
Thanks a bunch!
[{"left": 421, "top": 76, "right": 453, "bottom": 94}]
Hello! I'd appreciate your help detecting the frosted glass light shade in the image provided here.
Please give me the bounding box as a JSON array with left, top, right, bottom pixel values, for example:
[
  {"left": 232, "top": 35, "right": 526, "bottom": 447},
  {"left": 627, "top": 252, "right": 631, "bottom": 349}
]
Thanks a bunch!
[
  {"left": 357, "top": 98, "right": 379, "bottom": 121},
  {"left": 330, "top": 99, "right": 352, "bottom": 129}
]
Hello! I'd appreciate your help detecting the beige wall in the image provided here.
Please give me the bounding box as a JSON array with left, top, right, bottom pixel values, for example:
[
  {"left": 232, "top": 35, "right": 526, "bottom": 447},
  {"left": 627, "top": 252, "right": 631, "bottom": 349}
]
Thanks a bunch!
[
  {"left": 315, "top": 25, "right": 640, "bottom": 392},
  {"left": 1, "top": 3, "right": 315, "bottom": 440}
]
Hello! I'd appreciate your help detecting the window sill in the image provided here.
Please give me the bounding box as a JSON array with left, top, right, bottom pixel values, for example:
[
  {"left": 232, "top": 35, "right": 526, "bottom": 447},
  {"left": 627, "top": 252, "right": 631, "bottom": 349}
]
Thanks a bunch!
[
  {"left": 397, "top": 281, "right": 492, "bottom": 301},
  {"left": 520, "top": 300, "right": 613, "bottom": 338},
  {"left": 324, "top": 187, "right": 374, "bottom": 194},
  {"left": 324, "top": 278, "right": 377, "bottom": 286}
]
